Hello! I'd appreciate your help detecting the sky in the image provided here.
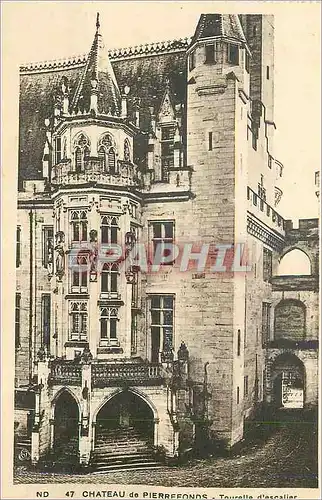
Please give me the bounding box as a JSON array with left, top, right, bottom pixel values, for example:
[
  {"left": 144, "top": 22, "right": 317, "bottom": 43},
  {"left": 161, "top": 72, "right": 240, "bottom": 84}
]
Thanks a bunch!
[{"left": 2, "top": 1, "right": 321, "bottom": 222}]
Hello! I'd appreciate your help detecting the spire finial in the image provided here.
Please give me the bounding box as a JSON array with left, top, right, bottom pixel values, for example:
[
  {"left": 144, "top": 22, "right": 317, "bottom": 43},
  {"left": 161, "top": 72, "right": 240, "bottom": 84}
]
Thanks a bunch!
[{"left": 96, "top": 12, "right": 100, "bottom": 31}]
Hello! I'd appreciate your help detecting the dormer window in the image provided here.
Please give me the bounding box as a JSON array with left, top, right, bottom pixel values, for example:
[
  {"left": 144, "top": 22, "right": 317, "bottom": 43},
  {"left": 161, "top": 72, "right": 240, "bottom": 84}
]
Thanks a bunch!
[
  {"left": 205, "top": 44, "right": 215, "bottom": 64},
  {"left": 228, "top": 44, "right": 239, "bottom": 65}
]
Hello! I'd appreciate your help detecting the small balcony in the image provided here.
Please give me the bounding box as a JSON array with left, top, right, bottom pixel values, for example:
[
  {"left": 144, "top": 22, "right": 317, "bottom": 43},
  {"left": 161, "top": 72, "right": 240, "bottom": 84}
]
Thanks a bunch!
[
  {"left": 48, "top": 360, "right": 82, "bottom": 386},
  {"left": 91, "top": 361, "right": 164, "bottom": 388},
  {"left": 47, "top": 358, "right": 165, "bottom": 388},
  {"left": 51, "top": 158, "right": 142, "bottom": 189}
]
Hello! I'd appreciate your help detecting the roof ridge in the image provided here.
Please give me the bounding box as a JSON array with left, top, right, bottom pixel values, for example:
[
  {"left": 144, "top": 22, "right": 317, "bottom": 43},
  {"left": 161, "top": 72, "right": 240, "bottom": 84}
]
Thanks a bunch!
[{"left": 20, "top": 36, "right": 192, "bottom": 73}]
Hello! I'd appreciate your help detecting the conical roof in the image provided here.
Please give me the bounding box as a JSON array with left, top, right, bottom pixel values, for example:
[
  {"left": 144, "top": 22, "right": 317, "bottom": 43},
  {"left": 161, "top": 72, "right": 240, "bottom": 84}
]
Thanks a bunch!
[
  {"left": 191, "top": 14, "right": 246, "bottom": 44},
  {"left": 70, "top": 13, "right": 121, "bottom": 115}
]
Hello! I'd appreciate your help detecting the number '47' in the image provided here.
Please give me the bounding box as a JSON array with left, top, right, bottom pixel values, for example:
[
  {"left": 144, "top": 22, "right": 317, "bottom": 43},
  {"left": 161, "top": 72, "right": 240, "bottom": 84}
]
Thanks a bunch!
[{"left": 65, "top": 492, "right": 75, "bottom": 497}]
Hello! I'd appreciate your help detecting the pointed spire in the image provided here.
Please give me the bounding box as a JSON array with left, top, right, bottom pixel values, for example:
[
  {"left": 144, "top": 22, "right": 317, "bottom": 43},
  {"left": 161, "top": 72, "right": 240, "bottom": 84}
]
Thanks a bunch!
[{"left": 70, "top": 13, "right": 121, "bottom": 116}]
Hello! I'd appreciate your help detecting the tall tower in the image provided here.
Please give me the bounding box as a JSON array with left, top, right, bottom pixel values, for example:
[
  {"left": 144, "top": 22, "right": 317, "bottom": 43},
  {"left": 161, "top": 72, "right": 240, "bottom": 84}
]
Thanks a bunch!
[
  {"left": 185, "top": 14, "right": 252, "bottom": 444},
  {"left": 50, "top": 15, "right": 141, "bottom": 361}
]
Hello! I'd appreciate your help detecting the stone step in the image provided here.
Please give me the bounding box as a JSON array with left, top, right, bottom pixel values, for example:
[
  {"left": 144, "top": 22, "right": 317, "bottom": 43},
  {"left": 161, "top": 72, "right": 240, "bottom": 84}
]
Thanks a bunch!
[
  {"left": 92, "top": 453, "right": 152, "bottom": 464},
  {"left": 93, "top": 450, "right": 151, "bottom": 460},
  {"left": 93, "top": 448, "right": 149, "bottom": 457},
  {"left": 94, "top": 441, "right": 148, "bottom": 448},
  {"left": 91, "top": 460, "right": 162, "bottom": 473},
  {"left": 93, "top": 449, "right": 149, "bottom": 458}
]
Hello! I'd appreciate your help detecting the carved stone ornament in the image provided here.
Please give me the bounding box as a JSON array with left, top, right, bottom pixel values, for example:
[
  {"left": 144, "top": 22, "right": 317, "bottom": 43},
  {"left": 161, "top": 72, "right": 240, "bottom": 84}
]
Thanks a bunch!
[
  {"left": 37, "top": 345, "right": 47, "bottom": 362},
  {"left": 80, "top": 345, "right": 93, "bottom": 364},
  {"left": 161, "top": 94, "right": 172, "bottom": 116},
  {"left": 177, "top": 341, "right": 189, "bottom": 362},
  {"left": 55, "top": 244, "right": 65, "bottom": 280}
]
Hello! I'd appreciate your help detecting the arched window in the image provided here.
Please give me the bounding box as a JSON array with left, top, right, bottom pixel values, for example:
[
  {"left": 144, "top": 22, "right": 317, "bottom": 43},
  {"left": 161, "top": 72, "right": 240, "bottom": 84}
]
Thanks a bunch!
[
  {"left": 73, "top": 133, "right": 90, "bottom": 172},
  {"left": 124, "top": 139, "right": 131, "bottom": 161},
  {"left": 111, "top": 263, "right": 119, "bottom": 292},
  {"left": 75, "top": 148, "right": 82, "bottom": 173},
  {"left": 100, "top": 263, "right": 119, "bottom": 294},
  {"left": 100, "top": 216, "right": 119, "bottom": 244},
  {"left": 98, "top": 146, "right": 106, "bottom": 170},
  {"left": 70, "top": 211, "right": 88, "bottom": 243},
  {"left": 69, "top": 302, "right": 88, "bottom": 341},
  {"left": 84, "top": 146, "right": 90, "bottom": 164},
  {"left": 108, "top": 148, "right": 116, "bottom": 174},
  {"left": 274, "top": 299, "right": 306, "bottom": 342},
  {"left": 97, "top": 133, "right": 117, "bottom": 173},
  {"left": 277, "top": 249, "right": 311, "bottom": 276},
  {"left": 101, "top": 216, "right": 109, "bottom": 244},
  {"left": 101, "top": 263, "right": 109, "bottom": 293},
  {"left": 72, "top": 255, "right": 88, "bottom": 291},
  {"left": 111, "top": 217, "right": 118, "bottom": 244},
  {"left": 100, "top": 307, "right": 118, "bottom": 341}
]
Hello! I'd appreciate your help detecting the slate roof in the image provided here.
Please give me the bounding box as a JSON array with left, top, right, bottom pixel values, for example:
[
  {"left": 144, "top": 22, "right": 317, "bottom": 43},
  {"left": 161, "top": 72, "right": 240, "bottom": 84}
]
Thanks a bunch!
[
  {"left": 191, "top": 14, "right": 246, "bottom": 44},
  {"left": 19, "top": 39, "right": 188, "bottom": 183}
]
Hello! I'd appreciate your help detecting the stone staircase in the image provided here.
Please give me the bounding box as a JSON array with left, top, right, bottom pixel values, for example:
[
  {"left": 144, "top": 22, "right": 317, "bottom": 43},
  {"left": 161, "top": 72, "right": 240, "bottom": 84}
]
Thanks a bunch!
[
  {"left": 50, "top": 435, "right": 79, "bottom": 469},
  {"left": 91, "top": 427, "right": 162, "bottom": 473}
]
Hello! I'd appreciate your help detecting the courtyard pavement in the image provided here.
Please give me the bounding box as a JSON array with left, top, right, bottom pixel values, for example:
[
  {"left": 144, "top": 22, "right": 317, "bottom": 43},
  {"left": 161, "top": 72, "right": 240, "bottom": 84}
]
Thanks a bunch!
[{"left": 13, "top": 418, "right": 318, "bottom": 488}]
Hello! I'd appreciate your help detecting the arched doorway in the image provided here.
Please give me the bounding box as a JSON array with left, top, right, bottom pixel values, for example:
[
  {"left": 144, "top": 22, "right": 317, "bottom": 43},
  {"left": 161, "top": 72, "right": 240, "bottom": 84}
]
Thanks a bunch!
[
  {"left": 271, "top": 354, "right": 305, "bottom": 409},
  {"left": 53, "top": 390, "right": 79, "bottom": 459},
  {"left": 95, "top": 390, "right": 154, "bottom": 442},
  {"left": 92, "top": 390, "right": 156, "bottom": 470}
]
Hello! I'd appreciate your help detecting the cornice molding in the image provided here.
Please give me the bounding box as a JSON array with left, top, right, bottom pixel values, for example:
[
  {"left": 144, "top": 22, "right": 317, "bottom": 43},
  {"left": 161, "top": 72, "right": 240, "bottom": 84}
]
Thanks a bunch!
[{"left": 247, "top": 212, "right": 285, "bottom": 251}]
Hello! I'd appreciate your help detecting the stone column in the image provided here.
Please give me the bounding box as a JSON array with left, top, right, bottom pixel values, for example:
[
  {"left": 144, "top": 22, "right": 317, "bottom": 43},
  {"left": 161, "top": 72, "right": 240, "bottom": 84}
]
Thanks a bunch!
[
  {"left": 153, "top": 418, "right": 159, "bottom": 446},
  {"left": 31, "top": 355, "right": 51, "bottom": 464},
  {"left": 79, "top": 356, "right": 92, "bottom": 466}
]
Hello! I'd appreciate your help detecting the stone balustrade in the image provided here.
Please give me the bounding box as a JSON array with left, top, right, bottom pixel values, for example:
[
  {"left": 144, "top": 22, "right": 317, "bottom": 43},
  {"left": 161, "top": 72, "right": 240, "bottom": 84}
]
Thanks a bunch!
[
  {"left": 92, "top": 361, "right": 164, "bottom": 387},
  {"left": 47, "top": 359, "right": 164, "bottom": 388},
  {"left": 51, "top": 158, "right": 141, "bottom": 188},
  {"left": 48, "top": 360, "right": 82, "bottom": 386}
]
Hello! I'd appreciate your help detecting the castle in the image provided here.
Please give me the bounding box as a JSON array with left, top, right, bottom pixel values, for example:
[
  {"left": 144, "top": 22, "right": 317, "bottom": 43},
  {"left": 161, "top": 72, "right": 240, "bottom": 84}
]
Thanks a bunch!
[{"left": 14, "top": 13, "right": 319, "bottom": 470}]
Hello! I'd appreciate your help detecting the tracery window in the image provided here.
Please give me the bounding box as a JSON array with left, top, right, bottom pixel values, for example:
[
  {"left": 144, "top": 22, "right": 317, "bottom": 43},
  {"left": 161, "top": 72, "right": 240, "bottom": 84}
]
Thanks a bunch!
[
  {"left": 73, "top": 133, "right": 90, "bottom": 173},
  {"left": 101, "top": 263, "right": 119, "bottom": 294},
  {"left": 70, "top": 210, "right": 88, "bottom": 243},
  {"left": 71, "top": 254, "right": 88, "bottom": 292},
  {"left": 100, "top": 216, "right": 119, "bottom": 244},
  {"left": 97, "top": 134, "right": 118, "bottom": 174},
  {"left": 100, "top": 307, "right": 119, "bottom": 342},
  {"left": 69, "top": 302, "right": 88, "bottom": 341}
]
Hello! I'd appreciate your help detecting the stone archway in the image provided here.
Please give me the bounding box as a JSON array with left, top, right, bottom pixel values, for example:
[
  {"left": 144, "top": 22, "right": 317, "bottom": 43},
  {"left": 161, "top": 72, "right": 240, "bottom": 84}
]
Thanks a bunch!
[
  {"left": 53, "top": 389, "right": 80, "bottom": 460},
  {"left": 94, "top": 390, "right": 155, "bottom": 443},
  {"left": 270, "top": 353, "right": 305, "bottom": 409},
  {"left": 91, "top": 390, "right": 157, "bottom": 469}
]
